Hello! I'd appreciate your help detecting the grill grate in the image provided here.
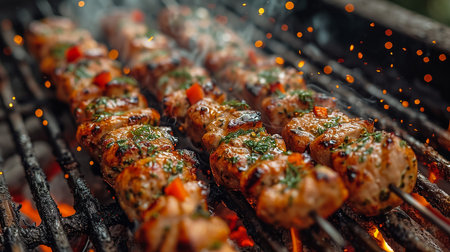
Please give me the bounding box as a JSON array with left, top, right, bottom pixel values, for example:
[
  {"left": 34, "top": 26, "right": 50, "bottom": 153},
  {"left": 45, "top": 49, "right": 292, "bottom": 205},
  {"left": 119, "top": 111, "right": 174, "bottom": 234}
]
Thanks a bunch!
[{"left": 0, "top": 0, "right": 449, "bottom": 251}]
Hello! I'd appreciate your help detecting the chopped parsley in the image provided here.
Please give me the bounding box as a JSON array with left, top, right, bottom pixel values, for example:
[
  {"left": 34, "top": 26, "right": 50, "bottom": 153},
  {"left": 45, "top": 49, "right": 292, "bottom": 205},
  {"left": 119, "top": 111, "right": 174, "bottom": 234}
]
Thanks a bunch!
[
  {"left": 316, "top": 116, "right": 341, "bottom": 135},
  {"left": 220, "top": 127, "right": 265, "bottom": 144},
  {"left": 222, "top": 100, "right": 250, "bottom": 110},
  {"left": 131, "top": 125, "right": 160, "bottom": 142},
  {"left": 111, "top": 76, "right": 137, "bottom": 86},
  {"left": 290, "top": 89, "right": 315, "bottom": 111},
  {"left": 50, "top": 43, "right": 71, "bottom": 60},
  {"left": 280, "top": 162, "right": 303, "bottom": 189},
  {"left": 244, "top": 136, "right": 276, "bottom": 154},
  {"left": 258, "top": 67, "right": 281, "bottom": 84}
]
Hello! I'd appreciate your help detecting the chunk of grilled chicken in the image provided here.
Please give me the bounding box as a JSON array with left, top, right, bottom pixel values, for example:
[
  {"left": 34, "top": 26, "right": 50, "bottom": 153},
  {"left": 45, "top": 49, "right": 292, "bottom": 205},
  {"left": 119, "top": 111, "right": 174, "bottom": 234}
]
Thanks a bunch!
[
  {"left": 282, "top": 110, "right": 353, "bottom": 153},
  {"left": 76, "top": 108, "right": 160, "bottom": 160},
  {"left": 159, "top": 5, "right": 241, "bottom": 53},
  {"left": 332, "top": 131, "right": 417, "bottom": 216},
  {"left": 53, "top": 57, "right": 123, "bottom": 103},
  {"left": 100, "top": 124, "right": 176, "bottom": 185},
  {"left": 209, "top": 128, "right": 286, "bottom": 190},
  {"left": 74, "top": 94, "right": 148, "bottom": 124},
  {"left": 157, "top": 67, "right": 226, "bottom": 122},
  {"left": 262, "top": 91, "right": 336, "bottom": 133},
  {"left": 202, "top": 109, "right": 263, "bottom": 152},
  {"left": 309, "top": 120, "right": 374, "bottom": 167},
  {"left": 115, "top": 150, "right": 198, "bottom": 221},
  {"left": 217, "top": 65, "right": 306, "bottom": 110},
  {"left": 137, "top": 194, "right": 233, "bottom": 252},
  {"left": 70, "top": 75, "right": 141, "bottom": 112},
  {"left": 39, "top": 39, "right": 108, "bottom": 76},
  {"left": 244, "top": 153, "right": 348, "bottom": 229},
  {"left": 185, "top": 98, "right": 230, "bottom": 144},
  {"left": 26, "top": 17, "right": 92, "bottom": 60}
]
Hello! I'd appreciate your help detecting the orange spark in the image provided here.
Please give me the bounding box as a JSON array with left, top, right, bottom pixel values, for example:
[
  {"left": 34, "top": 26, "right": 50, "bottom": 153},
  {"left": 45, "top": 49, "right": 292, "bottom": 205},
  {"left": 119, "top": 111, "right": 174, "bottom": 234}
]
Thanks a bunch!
[
  {"left": 385, "top": 29, "right": 392, "bottom": 36},
  {"left": 424, "top": 74, "right": 432, "bottom": 83},
  {"left": 297, "top": 32, "right": 303, "bottom": 38},
  {"left": 254, "top": 40, "right": 263, "bottom": 48},
  {"left": 346, "top": 74, "right": 354, "bottom": 83},
  {"left": 323, "top": 65, "right": 333, "bottom": 75},
  {"left": 439, "top": 54, "right": 446, "bottom": 61},
  {"left": 384, "top": 41, "right": 393, "bottom": 49},
  {"left": 416, "top": 49, "right": 423, "bottom": 56},
  {"left": 275, "top": 57, "right": 285, "bottom": 65},
  {"left": 423, "top": 57, "right": 430, "bottom": 63},
  {"left": 78, "top": 1, "right": 85, "bottom": 7},
  {"left": 298, "top": 60, "right": 305, "bottom": 68},
  {"left": 108, "top": 49, "right": 119, "bottom": 60},
  {"left": 258, "top": 8, "right": 264, "bottom": 15},
  {"left": 285, "top": 1, "right": 295, "bottom": 10},
  {"left": 345, "top": 4, "right": 354, "bottom": 12},
  {"left": 35, "top": 109, "right": 43, "bottom": 118},
  {"left": 281, "top": 24, "right": 288, "bottom": 31},
  {"left": 307, "top": 26, "right": 314, "bottom": 32}
]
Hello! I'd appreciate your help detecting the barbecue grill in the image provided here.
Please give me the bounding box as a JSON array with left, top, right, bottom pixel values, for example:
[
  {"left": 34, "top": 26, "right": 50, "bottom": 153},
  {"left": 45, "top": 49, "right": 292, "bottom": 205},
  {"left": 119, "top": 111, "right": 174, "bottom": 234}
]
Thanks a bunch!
[{"left": 0, "top": 0, "right": 449, "bottom": 251}]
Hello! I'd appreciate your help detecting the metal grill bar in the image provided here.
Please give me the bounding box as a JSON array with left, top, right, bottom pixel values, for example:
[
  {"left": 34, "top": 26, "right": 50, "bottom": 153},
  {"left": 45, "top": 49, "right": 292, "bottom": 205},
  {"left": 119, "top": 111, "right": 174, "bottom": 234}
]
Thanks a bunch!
[
  {"left": 389, "top": 184, "right": 450, "bottom": 235},
  {"left": 0, "top": 64, "right": 72, "bottom": 251},
  {"left": 0, "top": 153, "right": 26, "bottom": 252},
  {"left": 0, "top": 17, "right": 118, "bottom": 251}
]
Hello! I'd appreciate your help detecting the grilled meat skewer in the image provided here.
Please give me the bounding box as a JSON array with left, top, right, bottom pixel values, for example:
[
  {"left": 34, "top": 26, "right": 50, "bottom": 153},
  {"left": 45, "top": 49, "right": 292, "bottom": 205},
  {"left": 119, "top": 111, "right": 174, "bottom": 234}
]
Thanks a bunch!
[{"left": 27, "top": 16, "right": 235, "bottom": 252}]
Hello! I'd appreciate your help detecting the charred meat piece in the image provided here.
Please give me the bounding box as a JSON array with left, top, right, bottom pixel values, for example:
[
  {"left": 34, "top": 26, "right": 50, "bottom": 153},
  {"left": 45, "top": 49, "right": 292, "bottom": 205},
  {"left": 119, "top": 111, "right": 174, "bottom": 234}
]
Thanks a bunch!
[
  {"left": 210, "top": 127, "right": 286, "bottom": 190},
  {"left": 115, "top": 149, "right": 198, "bottom": 221},
  {"left": 76, "top": 108, "right": 160, "bottom": 159},
  {"left": 282, "top": 109, "right": 353, "bottom": 153},
  {"left": 332, "top": 131, "right": 417, "bottom": 216},
  {"left": 74, "top": 94, "right": 148, "bottom": 123},
  {"left": 309, "top": 120, "right": 374, "bottom": 167},
  {"left": 100, "top": 124, "right": 176, "bottom": 185},
  {"left": 262, "top": 91, "right": 336, "bottom": 133},
  {"left": 250, "top": 153, "right": 348, "bottom": 229}
]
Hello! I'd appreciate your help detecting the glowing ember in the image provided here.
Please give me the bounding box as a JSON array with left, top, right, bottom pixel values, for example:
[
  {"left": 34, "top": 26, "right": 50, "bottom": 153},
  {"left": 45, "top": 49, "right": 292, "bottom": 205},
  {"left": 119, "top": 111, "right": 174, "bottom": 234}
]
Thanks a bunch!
[
  {"left": 266, "top": 33, "right": 272, "bottom": 39},
  {"left": 424, "top": 74, "right": 432, "bottom": 83},
  {"left": 281, "top": 24, "right": 288, "bottom": 31},
  {"left": 414, "top": 99, "right": 420, "bottom": 105},
  {"left": 349, "top": 44, "right": 354, "bottom": 51},
  {"left": 439, "top": 54, "right": 446, "bottom": 61},
  {"left": 78, "top": 1, "right": 85, "bottom": 7},
  {"left": 290, "top": 227, "right": 301, "bottom": 252},
  {"left": 385, "top": 29, "right": 392, "bottom": 36},
  {"left": 307, "top": 26, "right": 313, "bottom": 32},
  {"left": 370, "top": 22, "right": 375, "bottom": 27},
  {"left": 254, "top": 40, "right": 263, "bottom": 48},
  {"left": 384, "top": 104, "right": 389, "bottom": 110},
  {"left": 13, "top": 35, "right": 23, "bottom": 45},
  {"left": 416, "top": 49, "right": 423, "bottom": 56},
  {"left": 108, "top": 49, "right": 119, "bottom": 60},
  {"left": 285, "top": 1, "right": 295, "bottom": 10},
  {"left": 369, "top": 226, "right": 394, "bottom": 252},
  {"left": 429, "top": 171, "right": 438, "bottom": 183},
  {"left": 401, "top": 101, "right": 409, "bottom": 107},
  {"left": 346, "top": 74, "right": 354, "bottom": 83},
  {"left": 35, "top": 109, "right": 43, "bottom": 118},
  {"left": 345, "top": 4, "right": 355, "bottom": 13},
  {"left": 42, "top": 120, "right": 48, "bottom": 126},
  {"left": 44, "top": 80, "right": 51, "bottom": 88},
  {"left": 258, "top": 8, "right": 265, "bottom": 15},
  {"left": 323, "top": 65, "right": 333, "bottom": 74},
  {"left": 358, "top": 52, "right": 363, "bottom": 59},
  {"left": 423, "top": 57, "right": 430, "bottom": 63},
  {"left": 384, "top": 41, "right": 393, "bottom": 50},
  {"left": 382, "top": 89, "right": 387, "bottom": 94},
  {"left": 297, "top": 60, "right": 305, "bottom": 68},
  {"left": 297, "top": 32, "right": 303, "bottom": 38},
  {"left": 76, "top": 146, "right": 82, "bottom": 152},
  {"left": 123, "top": 67, "right": 130, "bottom": 74},
  {"left": 275, "top": 57, "right": 285, "bottom": 65}
]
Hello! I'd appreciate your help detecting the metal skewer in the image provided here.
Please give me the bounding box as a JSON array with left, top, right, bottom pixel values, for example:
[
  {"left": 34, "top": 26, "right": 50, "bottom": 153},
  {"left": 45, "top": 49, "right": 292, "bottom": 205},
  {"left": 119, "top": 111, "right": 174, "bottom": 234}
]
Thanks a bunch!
[{"left": 389, "top": 183, "right": 450, "bottom": 236}]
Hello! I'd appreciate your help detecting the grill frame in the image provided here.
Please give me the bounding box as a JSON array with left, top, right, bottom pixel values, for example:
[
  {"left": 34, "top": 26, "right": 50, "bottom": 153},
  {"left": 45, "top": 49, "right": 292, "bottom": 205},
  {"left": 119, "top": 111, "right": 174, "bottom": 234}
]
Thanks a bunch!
[{"left": 0, "top": 0, "right": 448, "bottom": 251}]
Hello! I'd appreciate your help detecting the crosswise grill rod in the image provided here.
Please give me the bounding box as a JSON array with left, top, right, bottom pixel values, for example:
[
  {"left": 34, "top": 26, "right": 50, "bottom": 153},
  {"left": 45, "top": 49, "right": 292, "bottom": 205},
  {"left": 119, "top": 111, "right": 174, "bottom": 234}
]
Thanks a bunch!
[
  {"left": 0, "top": 64, "right": 72, "bottom": 251},
  {"left": 0, "top": 16, "right": 119, "bottom": 251}
]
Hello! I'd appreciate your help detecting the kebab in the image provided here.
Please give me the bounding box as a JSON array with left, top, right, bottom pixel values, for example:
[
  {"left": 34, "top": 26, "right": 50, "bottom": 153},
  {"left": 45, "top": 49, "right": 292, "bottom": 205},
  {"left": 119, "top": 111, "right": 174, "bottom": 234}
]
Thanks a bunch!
[
  {"left": 102, "top": 10, "right": 348, "bottom": 230},
  {"left": 157, "top": 5, "right": 418, "bottom": 217},
  {"left": 26, "top": 16, "right": 236, "bottom": 252}
]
